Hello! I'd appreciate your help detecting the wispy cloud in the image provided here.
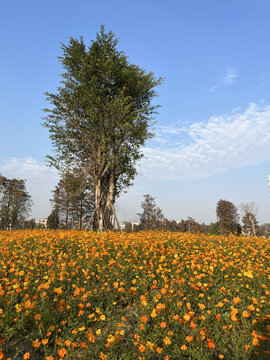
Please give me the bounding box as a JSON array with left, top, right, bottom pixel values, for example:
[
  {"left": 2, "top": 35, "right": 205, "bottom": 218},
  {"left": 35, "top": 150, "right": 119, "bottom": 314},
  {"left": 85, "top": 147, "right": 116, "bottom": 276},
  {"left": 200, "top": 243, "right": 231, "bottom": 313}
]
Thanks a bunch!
[
  {"left": 1, "top": 102, "right": 270, "bottom": 216},
  {"left": 210, "top": 67, "right": 238, "bottom": 92},
  {"left": 139, "top": 102, "right": 270, "bottom": 180}
]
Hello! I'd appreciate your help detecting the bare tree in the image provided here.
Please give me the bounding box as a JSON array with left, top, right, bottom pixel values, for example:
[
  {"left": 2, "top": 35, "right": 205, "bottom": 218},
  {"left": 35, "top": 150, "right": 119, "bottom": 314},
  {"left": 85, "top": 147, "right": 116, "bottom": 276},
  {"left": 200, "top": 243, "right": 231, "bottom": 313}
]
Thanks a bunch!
[{"left": 239, "top": 202, "right": 259, "bottom": 236}]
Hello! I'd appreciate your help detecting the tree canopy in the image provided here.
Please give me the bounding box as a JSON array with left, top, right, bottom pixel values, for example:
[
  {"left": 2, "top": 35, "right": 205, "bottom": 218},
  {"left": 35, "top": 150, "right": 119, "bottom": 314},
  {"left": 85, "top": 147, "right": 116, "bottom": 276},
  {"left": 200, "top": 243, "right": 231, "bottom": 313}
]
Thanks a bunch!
[
  {"left": 216, "top": 199, "right": 239, "bottom": 234},
  {"left": 0, "top": 175, "right": 32, "bottom": 229},
  {"left": 138, "top": 194, "right": 164, "bottom": 230},
  {"left": 43, "top": 26, "right": 163, "bottom": 231}
]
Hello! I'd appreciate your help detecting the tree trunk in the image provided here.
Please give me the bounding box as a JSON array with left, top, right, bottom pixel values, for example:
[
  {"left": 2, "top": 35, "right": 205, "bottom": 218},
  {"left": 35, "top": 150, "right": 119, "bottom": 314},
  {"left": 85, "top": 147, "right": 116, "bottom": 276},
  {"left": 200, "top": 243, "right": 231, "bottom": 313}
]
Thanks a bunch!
[
  {"left": 249, "top": 214, "right": 256, "bottom": 236},
  {"left": 65, "top": 199, "right": 69, "bottom": 229},
  {"left": 95, "top": 179, "right": 104, "bottom": 232},
  {"left": 104, "top": 175, "right": 115, "bottom": 229}
]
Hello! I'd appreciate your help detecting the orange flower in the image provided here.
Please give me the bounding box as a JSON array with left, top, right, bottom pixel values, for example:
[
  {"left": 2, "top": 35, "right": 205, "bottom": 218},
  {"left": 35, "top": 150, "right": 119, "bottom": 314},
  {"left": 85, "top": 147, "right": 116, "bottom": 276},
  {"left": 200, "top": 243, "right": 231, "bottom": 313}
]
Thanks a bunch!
[
  {"left": 181, "top": 344, "right": 187, "bottom": 351},
  {"left": 242, "top": 311, "right": 250, "bottom": 318},
  {"left": 207, "top": 339, "right": 215, "bottom": 349},
  {"left": 233, "top": 297, "right": 241, "bottom": 304},
  {"left": 160, "top": 322, "right": 166, "bottom": 329},
  {"left": 139, "top": 345, "right": 145, "bottom": 353},
  {"left": 34, "top": 313, "right": 41, "bottom": 320},
  {"left": 99, "top": 353, "right": 107, "bottom": 360},
  {"left": 186, "top": 336, "right": 193, "bottom": 342},
  {"left": 32, "top": 339, "right": 41, "bottom": 348},
  {"left": 57, "top": 348, "right": 67, "bottom": 358},
  {"left": 190, "top": 321, "right": 197, "bottom": 329},
  {"left": 164, "top": 337, "right": 171, "bottom": 345},
  {"left": 156, "top": 303, "right": 165, "bottom": 310},
  {"left": 23, "top": 353, "right": 30, "bottom": 359},
  {"left": 88, "top": 328, "right": 95, "bottom": 343},
  {"left": 141, "top": 316, "right": 148, "bottom": 323}
]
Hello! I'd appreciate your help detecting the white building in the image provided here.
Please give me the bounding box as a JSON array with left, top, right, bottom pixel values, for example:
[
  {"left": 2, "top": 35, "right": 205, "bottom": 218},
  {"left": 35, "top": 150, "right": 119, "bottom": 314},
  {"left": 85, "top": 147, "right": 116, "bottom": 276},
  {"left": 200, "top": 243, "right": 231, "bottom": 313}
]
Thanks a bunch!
[{"left": 35, "top": 218, "right": 48, "bottom": 228}]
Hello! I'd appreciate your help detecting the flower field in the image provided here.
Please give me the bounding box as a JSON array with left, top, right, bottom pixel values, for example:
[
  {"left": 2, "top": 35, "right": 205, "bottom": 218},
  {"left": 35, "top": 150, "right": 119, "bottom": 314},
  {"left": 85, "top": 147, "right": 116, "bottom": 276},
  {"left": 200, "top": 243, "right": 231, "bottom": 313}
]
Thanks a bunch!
[{"left": 0, "top": 231, "right": 269, "bottom": 359}]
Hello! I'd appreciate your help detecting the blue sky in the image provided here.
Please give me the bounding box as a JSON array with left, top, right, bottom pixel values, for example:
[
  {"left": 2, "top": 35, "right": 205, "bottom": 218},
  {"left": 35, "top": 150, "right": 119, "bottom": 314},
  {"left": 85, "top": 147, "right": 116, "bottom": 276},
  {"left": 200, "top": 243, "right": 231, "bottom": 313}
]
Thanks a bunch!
[{"left": 1, "top": 0, "right": 270, "bottom": 224}]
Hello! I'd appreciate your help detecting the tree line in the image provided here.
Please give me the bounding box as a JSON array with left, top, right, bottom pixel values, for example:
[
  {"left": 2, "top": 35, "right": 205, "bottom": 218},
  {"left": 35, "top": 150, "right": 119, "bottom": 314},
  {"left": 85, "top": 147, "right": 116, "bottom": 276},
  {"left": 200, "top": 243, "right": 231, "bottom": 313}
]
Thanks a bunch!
[
  {"left": 0, "top": 174, "right": 267, "bottom": 236},
  {"left": 126, "top": 194, "right": 261, "bottom": 236}
]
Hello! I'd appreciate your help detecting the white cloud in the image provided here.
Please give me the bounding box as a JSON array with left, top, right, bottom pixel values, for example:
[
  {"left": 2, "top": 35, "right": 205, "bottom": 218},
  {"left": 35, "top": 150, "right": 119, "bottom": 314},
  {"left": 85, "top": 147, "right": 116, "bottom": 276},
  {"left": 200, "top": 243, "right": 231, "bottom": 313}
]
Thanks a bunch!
[
  {"left": 0, "top": 157, "right": 59, "bottom": 218},
  {"left": 1, "top": 102, "right": 270, "bottom": 219},
  {"left": 210, "top": 67, "right": 238, "bottom": 92},
  {"left": 139, "top": 102, "right": 270, "bottom": 180}
]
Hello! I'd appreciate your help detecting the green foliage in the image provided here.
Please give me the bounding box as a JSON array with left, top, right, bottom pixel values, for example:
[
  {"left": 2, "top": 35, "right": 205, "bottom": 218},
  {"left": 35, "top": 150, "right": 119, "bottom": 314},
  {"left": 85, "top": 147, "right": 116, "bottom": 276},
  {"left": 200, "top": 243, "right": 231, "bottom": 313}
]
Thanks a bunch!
[
  {"left": 51, "top": 170, "right": 94, "bottom": 229},
  {"left": 216, "top": 199, "right": 239, "bottom": 234},
  {"left": 43, "top": 25, "right": 163, "bottom": 198},
  {"left": 47, "top": 209, "right": 59, "bottom": 229},
  {"left": 0, "top": 175, "right": 32, "bottom": 229},
  {"left": 209, "top": 222, "right": 221, "bottom": 235},
  {"left": 138, "top": 194, "right": 164, "bottom": 230}
]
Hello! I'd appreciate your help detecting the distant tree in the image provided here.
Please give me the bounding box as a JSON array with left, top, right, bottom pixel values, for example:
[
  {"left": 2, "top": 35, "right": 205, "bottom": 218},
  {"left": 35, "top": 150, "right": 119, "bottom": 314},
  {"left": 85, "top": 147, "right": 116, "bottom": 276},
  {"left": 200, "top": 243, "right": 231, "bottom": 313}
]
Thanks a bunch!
[
  {"left": 216, "top": 199, "right": 239, "bottom": 234},
  {"left": 208, "top": 222, "right": 221, "bottom": 235},
  {"left": 177, "top": 219, "right": 187, "bottom": 232},
  {"left": 47, "top": 209, "right": 59, "bottom": 229},
  {"left": 123, "top": 221, "right": 132, "bottom": 232},
  {"left": 23, "top": 218, "right": 36, "bottom": 229},
  {"left": 0, "top": 176, "right": 32, "bottom": 229},
  {"left": 51, "top": 170, "right": 94, "bottom": 229},
  {"left": 186, "top": 216, "right": 196, "bottom": 232},
  {"left": 43, "top": 26, "right": 163, "bottom": 231},
  {"left": 239, "top": 202, "right": 258, "bottom": 236},
  {"left": 138, "top": 194, "right": 164, "bottom": 230},
  {"left": 257, "top": 223, "right": 270, "bottom": 237}
]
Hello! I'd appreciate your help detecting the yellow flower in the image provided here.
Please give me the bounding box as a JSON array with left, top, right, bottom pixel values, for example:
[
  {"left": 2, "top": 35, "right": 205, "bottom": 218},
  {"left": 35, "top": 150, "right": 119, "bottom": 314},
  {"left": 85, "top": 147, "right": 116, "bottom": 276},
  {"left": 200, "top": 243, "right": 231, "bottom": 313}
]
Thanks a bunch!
[
  {"left": 164, "top": 337, "right": 171, "bottom": 345},
  {"left": 183, "top": 313, "right": 191, "bottom": 321},
  {"left": 107, "top": 335, "right": 115, "bottom": 343},
  {"left": 198, "top": 303, "right": 205, "bottom": 310},
  {"left": 243, "top": 270, "right": 253, "bottom": 279}
]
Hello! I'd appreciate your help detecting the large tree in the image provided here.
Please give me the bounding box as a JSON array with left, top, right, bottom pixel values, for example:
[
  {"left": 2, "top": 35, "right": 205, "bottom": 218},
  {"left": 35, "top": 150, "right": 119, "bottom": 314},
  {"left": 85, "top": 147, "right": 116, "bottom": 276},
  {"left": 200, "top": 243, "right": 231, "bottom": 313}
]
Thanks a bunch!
[
  {"left": 216, "top": 199, "right": 239, "bottom": 234},
  {"left": 43, "top": 26, "right": 162, "bottom": 231},
  {"left": 0, "top": 176, "right": 32, "bottom": 229}
]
